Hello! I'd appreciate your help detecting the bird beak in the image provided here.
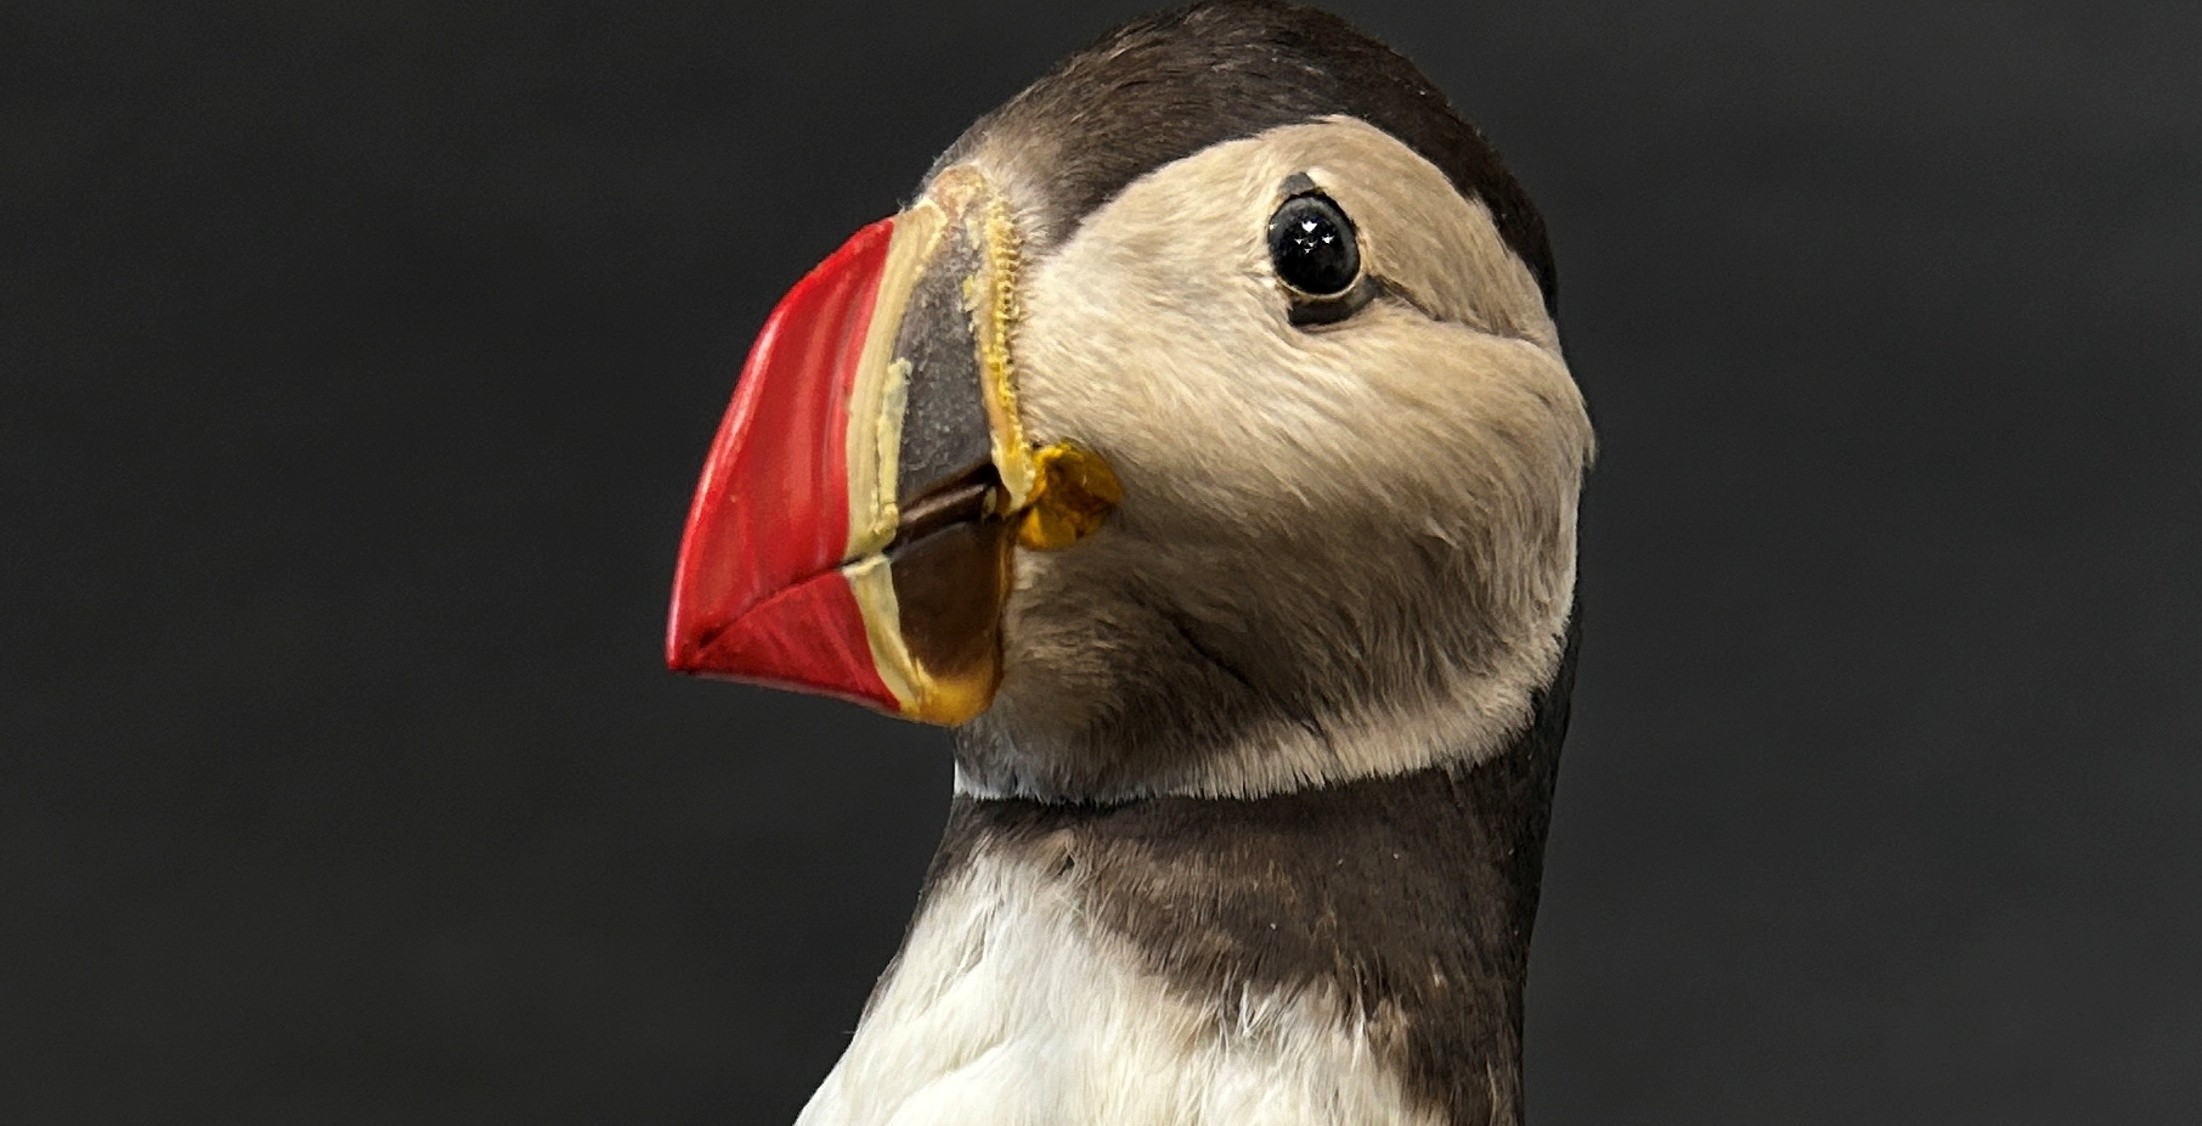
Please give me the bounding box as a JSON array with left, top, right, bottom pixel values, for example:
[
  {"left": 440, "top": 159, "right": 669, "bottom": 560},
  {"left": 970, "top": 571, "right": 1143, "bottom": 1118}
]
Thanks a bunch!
[{"left": 667, "top": 171, "right": 1119, "bottom": 724}]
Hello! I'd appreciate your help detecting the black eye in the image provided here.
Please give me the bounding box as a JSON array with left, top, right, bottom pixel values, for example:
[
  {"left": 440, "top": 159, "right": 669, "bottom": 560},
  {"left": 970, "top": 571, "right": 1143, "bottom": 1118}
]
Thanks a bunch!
[{"left": 1267, "top": 192, "right": 1361, "bottom": 297}]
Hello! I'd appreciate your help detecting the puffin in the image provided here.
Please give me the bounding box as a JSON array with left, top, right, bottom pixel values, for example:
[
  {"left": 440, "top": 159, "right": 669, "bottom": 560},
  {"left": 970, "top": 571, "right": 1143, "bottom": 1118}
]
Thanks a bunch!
[{"left": 667, "top": 2, "right": 1593, "bottom": 1123}]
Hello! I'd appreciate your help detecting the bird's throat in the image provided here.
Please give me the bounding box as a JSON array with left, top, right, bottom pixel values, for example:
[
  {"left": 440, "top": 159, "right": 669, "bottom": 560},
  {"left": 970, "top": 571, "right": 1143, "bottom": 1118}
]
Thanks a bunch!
[
  {"left": 928, "top": 753, "right": 1557, "bottom": 1124},
  {"left": 803, "top": 611, "right": 1575, "bottom": 1125}
]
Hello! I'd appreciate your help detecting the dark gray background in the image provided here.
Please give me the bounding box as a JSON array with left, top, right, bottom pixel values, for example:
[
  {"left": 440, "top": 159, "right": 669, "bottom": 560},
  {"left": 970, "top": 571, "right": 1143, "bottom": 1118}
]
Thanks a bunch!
[{"left": 7, "top": 0, "right": 2197, "bottom": 1121}]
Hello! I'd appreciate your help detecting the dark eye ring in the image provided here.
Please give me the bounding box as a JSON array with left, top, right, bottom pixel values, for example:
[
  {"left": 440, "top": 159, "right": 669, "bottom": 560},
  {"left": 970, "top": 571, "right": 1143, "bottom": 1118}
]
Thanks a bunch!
[{"left": 1267, "top": 192, "right": 1361, "bottom": 298}]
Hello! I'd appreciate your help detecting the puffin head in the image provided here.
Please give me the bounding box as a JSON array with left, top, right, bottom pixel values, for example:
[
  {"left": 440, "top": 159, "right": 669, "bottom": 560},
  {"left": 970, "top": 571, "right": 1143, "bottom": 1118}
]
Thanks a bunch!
[{"left": 670, "top": 0, "right": 1592, "bottom": 802}]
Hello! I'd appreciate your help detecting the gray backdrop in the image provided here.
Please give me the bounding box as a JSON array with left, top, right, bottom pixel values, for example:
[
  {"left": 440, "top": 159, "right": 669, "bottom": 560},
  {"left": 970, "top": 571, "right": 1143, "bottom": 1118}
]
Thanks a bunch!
[{"left": 6, "top": 0, "right": 2197, "bottom": 1121}]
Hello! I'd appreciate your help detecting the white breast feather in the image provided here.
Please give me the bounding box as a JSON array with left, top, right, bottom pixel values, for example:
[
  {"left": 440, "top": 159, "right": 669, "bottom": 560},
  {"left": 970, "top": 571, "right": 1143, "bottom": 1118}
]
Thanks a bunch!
[{"left": 796, "top": 852, "right": 1437, "bottom": 1126}]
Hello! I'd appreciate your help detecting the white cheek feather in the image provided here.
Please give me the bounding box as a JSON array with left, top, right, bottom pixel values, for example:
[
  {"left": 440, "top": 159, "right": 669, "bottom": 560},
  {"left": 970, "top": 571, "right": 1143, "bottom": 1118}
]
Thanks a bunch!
[
  {"left": 797, "top": 850, "right": 1439, "bottom": 1126},
  {"left": 947, "top": 117, "right": 1591, "bottom": 802}
]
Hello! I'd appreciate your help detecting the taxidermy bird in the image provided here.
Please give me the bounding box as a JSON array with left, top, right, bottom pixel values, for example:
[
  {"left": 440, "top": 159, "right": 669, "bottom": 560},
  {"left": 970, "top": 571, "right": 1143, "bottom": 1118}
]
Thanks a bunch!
[{"left": 667, "top": 1, "right": 1591, "bottom": 1122}]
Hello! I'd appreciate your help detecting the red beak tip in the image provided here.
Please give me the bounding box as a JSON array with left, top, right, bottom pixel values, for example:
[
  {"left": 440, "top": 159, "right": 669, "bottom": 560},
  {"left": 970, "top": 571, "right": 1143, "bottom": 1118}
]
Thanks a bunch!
[{"left": 664, "top": 218, "right": 908, "bottom": 715}]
